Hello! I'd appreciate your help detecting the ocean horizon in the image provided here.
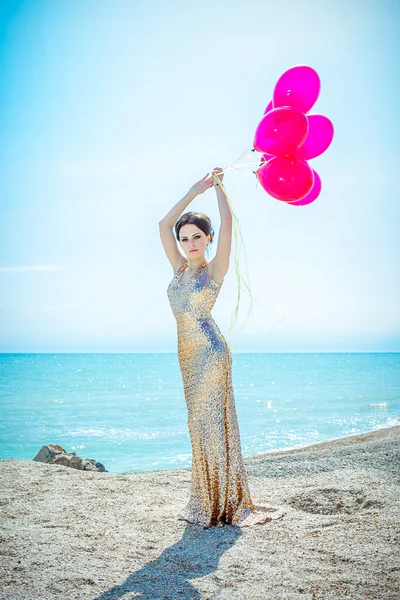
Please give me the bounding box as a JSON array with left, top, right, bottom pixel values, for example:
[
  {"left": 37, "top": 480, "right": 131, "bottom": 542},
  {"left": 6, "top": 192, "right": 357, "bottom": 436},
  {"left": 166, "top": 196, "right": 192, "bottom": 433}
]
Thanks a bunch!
[{"left": 1, "top": 352, "right": 399, "bottom": 474}]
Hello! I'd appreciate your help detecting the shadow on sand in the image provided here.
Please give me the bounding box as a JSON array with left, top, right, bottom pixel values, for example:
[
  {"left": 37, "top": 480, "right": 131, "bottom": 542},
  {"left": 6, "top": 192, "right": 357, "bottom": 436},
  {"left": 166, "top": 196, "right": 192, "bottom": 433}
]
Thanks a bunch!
[{"left": 93, "top": 521, "right": 242, "bottom": 599}]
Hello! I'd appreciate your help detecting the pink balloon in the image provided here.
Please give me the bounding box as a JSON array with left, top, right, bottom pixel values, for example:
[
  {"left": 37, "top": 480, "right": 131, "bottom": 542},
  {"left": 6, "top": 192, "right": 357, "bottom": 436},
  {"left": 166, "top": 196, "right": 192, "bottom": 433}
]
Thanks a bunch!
[
  {"left": 285, "top": 169, "right": 322, "bottom": 205},
  {"left": 273, "top": 65, "right": 320, "bottom": 114},
  {"left": 264, "top": 100, "right": 273, "bottom": 114},
  {"left": 253, "top": 107, "right": 309, "bottom": 156},
  {"left": 256, "top": 156, "right": 314, "bottom": 201},
  {"left": 295, "top": 114, "right": 334, "bottom": 160}
]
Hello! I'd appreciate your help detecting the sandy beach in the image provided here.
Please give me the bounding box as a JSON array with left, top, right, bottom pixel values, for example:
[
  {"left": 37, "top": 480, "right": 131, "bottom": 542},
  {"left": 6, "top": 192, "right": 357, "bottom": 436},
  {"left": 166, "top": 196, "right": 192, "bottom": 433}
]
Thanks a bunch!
[{"left": 1, "top": 425, "right": 399, "bottom": 600}]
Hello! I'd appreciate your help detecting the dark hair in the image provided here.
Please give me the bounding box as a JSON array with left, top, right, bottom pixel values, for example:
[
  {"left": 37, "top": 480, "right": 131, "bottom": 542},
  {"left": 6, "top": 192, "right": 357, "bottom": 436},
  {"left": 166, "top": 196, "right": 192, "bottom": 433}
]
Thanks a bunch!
[{"left": 175, "top": 212, "right": 214, "bottom": 255}]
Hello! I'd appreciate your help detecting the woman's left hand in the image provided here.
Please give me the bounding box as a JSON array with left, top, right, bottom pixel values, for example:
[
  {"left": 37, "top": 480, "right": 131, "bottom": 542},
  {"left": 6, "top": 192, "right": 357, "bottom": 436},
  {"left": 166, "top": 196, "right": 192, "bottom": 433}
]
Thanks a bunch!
[{"left": 212, "top": 167, "right": 224, "bottom": 187}]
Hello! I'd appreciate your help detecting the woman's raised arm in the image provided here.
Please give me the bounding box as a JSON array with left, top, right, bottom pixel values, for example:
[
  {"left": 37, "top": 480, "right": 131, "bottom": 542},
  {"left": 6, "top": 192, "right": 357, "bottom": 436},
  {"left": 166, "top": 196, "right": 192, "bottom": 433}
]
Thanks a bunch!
[
  {"left": 158, "top": 173, "right": 214, "bottom": 270},
  {"left": 210, "top": 167, "right": 232, "bottom": 282}
]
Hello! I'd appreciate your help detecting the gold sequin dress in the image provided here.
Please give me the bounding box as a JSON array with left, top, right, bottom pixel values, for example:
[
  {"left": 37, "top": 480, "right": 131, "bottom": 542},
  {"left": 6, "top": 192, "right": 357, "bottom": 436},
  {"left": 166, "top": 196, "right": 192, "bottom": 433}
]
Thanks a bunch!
[{"left": 167, "top": 260, "right": 286, "bottom": 528}]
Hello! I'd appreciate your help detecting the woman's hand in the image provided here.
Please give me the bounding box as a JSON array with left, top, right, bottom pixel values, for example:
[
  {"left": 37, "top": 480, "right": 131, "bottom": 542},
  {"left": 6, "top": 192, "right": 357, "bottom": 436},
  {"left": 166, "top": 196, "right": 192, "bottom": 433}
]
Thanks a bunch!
[
  {"left": 189, "top": 173, "right": 214, "bottom": 196},
  {"left": 212, "top": 167, "right": 224, "bottom": 187}
]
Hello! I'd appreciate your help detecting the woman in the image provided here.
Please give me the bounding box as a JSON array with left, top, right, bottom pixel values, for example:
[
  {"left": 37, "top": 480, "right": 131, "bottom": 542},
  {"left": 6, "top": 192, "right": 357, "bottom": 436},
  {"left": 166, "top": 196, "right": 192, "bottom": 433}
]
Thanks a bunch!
[{"left": 159, "top": 168, "right": 286, "bottom": 528}]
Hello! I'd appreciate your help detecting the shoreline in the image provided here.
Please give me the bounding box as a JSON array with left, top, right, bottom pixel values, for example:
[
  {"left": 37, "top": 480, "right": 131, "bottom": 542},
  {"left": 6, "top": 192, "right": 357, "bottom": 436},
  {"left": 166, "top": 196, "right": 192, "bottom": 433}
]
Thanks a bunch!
[
  {"left": 1, "top": 425, "right": 399, "bottom": 599},
  {"left": 1, "top": 422, "right": 399, "bottom": 476}
]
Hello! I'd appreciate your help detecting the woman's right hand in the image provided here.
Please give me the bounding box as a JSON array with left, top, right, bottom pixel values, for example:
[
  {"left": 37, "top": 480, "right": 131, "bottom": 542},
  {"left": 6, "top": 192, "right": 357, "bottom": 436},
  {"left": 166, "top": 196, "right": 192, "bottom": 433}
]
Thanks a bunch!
[{"left": 189, "top": 173, "right": 214, "bottom": 196}]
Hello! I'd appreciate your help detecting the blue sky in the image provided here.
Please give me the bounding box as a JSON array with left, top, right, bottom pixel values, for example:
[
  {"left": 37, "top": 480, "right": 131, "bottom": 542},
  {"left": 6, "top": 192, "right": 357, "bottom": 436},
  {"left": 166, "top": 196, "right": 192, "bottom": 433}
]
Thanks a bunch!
[{"left": 0, "top": 0, "right": 399, "bottom": 352}]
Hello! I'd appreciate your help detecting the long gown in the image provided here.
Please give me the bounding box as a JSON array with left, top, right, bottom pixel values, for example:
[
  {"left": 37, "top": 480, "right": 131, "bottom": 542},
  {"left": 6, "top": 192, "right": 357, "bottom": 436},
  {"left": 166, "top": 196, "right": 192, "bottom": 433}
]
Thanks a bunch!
[{"left": 167, "top": 260, "right": 286, "bottom": 528}]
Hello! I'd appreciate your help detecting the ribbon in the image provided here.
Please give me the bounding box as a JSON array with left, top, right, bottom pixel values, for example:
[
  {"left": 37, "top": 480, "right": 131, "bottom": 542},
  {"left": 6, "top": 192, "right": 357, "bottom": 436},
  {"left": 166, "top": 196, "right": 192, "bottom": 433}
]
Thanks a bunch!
[{"left": 211, "top": 148, "right": 287, "bottom": 351}]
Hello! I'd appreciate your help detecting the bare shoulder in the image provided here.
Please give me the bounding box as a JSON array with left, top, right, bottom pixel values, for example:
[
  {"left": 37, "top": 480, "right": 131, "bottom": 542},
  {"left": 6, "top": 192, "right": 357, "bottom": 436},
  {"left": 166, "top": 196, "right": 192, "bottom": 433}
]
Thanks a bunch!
[{"left": 207, "top": 258, "right": 227, "bottom": 285}]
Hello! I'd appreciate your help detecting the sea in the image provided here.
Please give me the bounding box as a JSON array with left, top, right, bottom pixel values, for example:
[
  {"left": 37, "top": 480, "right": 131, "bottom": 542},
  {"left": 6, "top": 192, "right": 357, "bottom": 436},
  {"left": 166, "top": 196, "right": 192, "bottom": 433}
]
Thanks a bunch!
[{"left": 0, "top": 353, "right": 399, "bottom": 474}]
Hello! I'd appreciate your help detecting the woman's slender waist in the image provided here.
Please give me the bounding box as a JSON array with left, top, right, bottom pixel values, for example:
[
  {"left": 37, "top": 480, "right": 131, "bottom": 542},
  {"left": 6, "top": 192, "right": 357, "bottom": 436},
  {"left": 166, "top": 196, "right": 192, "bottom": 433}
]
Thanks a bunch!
[{"left": 177, "top": 315, "right": 226, "bottom": 346}]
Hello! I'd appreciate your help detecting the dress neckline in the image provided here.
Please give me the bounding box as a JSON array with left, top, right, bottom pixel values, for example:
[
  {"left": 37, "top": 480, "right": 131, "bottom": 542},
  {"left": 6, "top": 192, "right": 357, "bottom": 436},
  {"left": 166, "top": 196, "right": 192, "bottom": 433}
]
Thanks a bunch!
[{"left": 178, "top": 261, "right": 208, "bottom": 287}]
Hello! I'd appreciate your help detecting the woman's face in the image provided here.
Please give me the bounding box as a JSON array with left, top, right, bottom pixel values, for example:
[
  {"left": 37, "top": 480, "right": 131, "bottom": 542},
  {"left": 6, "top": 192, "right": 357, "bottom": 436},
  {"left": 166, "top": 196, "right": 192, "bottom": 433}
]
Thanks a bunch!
[{"left": 179, "top": 224, "right": 210, "bottom": 259}]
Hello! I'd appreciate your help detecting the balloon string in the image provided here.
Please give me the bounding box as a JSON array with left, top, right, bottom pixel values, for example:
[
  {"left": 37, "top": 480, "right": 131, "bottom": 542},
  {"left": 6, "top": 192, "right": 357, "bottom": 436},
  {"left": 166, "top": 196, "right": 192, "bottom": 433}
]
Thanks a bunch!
[{"left": 212, "top": 149, "right": 287, "bottom": 351}]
